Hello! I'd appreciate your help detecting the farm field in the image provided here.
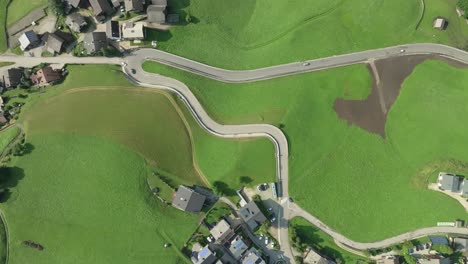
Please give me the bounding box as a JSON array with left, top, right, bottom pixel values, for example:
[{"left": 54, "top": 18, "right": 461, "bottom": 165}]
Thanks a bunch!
[
  {"left": 0, "top": 126, "right": 20, "bottom": 154},
  {"left": 152, "top": 0, "right": 468, "bottom": 69},
  {"left": 0, "top": 0, "right": 10, "bottom": 53},
  {"left": 290, "top": 217, "right": 369, "bottom": 263},
  {"left": 6, "top": 0, "right": 47, "bottom": 27},
  {"left": 142, "top": 60, "right": 468, "bottom": 242},
  {"left": 0, "top": 64, "right": 276, "bottom": 263}
]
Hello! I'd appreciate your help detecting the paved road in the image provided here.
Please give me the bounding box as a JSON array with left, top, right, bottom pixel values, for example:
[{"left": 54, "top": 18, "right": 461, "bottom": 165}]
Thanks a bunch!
[{"left": 3, "top": 43, "right": 468, "bottom": 262}]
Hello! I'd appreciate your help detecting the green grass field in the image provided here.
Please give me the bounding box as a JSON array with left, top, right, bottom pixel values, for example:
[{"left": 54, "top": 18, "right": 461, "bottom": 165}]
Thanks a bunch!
[
  {"left": 0, "top": 126, "right": 20, "bottom": 154},
  {"left": 143, "top": 60, "right": 468, "bottom": 242},
  {"left": 290, "top": 217, "right": 369, "bottom": 263},
  {"left": 0, "top": 1, "right": 10, "bottom": 53},
  {"left": 152, "top": 0, "right": 468, "bottom": 69},
  {"left": 6, "top": 0, "right": 47, "bottom": 27}
]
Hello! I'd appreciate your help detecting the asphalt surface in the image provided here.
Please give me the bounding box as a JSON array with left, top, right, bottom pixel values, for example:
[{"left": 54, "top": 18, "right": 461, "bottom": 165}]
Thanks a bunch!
[{"left": 3, "top": 43, "right": 468, "bottom": 262}]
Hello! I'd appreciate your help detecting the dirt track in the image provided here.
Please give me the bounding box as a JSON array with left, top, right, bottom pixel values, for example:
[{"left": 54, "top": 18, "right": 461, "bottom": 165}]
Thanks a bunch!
[{"left": 334, "top": 55, "right": 465, "bottom": 137}]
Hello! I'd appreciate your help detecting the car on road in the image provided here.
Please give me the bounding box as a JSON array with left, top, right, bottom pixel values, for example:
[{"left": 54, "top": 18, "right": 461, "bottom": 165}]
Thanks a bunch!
[
  {"left": 400, "top": 49, "right": 405, "bottom": 53},
  {"left": 257, "top": 183, "right": 268, "bottom": 191},
  {"left": 303, "top": 62, "right": 310, "bottom": 66},
  {"left": 288, "top": 197, "right": 294, "bottom": 203},
  {"left": 131, "top": 69, "right": 136, "bottom": 74},
  {"left": 265, "top": 238, "right": 269, "bottom": 245}
]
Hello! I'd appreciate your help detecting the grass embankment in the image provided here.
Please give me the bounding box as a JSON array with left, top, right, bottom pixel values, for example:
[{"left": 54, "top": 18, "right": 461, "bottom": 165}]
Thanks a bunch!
[
  {"left": 6, "top": 0, "right": 47, "bottom": 27},
  {"left": 0, "top": 0, "right": 11, "bottom": 53},
  {"left": 0, "top": 126, "right": 20, "bottom": 154},
  {"left": 142, "top": 60, "right": 468, "bottom": 242},
  {"left": 151, "top": 0, "right": 468, "bottom": 69},
  {"left": 290, "top": 217, "right": 368, "bottom": 263}
]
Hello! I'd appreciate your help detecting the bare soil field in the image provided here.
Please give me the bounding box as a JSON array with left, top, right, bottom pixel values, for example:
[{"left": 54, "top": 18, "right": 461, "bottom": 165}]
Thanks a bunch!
[{"left": 334, "top": 55, "right": 465, "bottom": 136}]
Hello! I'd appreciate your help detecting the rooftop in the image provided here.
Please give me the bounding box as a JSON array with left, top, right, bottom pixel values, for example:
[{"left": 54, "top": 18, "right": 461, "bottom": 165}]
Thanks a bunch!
[{"left": 172, "top": 185, "right": 206, "bottom": 213}]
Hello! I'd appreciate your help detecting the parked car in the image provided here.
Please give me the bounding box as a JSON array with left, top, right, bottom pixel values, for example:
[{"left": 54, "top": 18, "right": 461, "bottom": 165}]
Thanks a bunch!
[
  {"left": 131, "top": 68, "right": 136, "bottom": 74},
  {"left": 408, "top": 248, "right": 414, "bottom": 254},
  {"left": 265, "top": 238, "right": 269, "bottom": 245},
  {"left": 425, "top": 243, "right": 430, "bottom": 249}
]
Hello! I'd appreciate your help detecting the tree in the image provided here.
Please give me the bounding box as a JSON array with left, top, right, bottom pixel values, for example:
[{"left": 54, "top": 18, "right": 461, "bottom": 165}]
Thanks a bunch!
[
  {"left": 48, "top": 0, "right": 65, "bottom": 16},
  {"left": 458, "top": 0, "right": 468, "bottom": 18},
  {"left": 212, "top": 181, "right": 225, "bottom": 196}
]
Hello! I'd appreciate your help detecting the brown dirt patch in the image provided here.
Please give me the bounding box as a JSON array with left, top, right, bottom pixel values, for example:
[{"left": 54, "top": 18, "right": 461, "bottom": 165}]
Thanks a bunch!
[{"left": 334, "top": 55, "right": 466, "bottom": 137}]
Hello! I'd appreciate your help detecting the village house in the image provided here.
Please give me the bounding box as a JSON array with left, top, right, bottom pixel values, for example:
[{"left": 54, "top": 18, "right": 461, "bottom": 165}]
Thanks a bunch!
[
  {"left": 0, "top": 114, "right": 7, "bottom": 125},
  {"left": 239, "top": 201, "right": 267, "bottom": 230},
  {"left": 209, "top": 219, "right": 234, "bottom": 242},
  {"left": 172, "top": 185, "right": 206, "bottom": 213},
  {"left": 418, "top": 256, "right": 450, "bottom": 264},
  {"left": 30, "top": 66, "right": 62, "bottom": 86},
  {"left": 229, "top": 236, "right": 248, "bottom": 260},
  {"left": 147, "top": 0, "right": 167, "bottom": 23},
  {"left": 68, "top": 0, "right": 86, "bottom": 8},
  {"left": 433, "top": 17, "right": 447, "bottom": 30},
  {"left": 453, "top": 237, "right": 468, "bottom": 256},
  {"left": 241, "top": 248, "right": 266, "bottom": 264},
  {"left": 66, "top": 13, "right": 88, "bottom": 33},
  {"left": 18, "top": 31, "right": 40, "bottom": 51},
  {"left": 124, "top": 0, "right": 144, "bottom": 12},
  {"left": 2, "top": 68, "right": 23, "bottom": 89},
  {"left": 438, "top": 173, "right": 461, "bottom": 192},
  {"left": 43, "top": 32, "right": 65, "bottom": 54},
  {"left": 89, "top": 0, "right": 113, "bottom": 20},
  {"left": 106, "top": 20, "right": 121, "bottom": 40},
  {"left": 191, "top": 244, "right": 217, "bottom": 264},
  {"left": 121, "top": 22, "right": 145, "bottom": 40},
  {"left": 377, "top": 256, "right": 400, "bottom": 264},
  {"left": 83, "top": 32, "right": 108, "bottom": 54},
  {"left": 302, "top": 247, "right": 334, "bottom": 264}
]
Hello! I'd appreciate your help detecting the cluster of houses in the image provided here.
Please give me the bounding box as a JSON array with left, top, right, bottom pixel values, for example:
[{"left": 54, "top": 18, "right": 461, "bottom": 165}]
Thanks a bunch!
[
  {"left": 171, "top": 185, "right": 270, "bottom": 264},
  {"left": 437, "top": 172, "right": 468, "bottom": 196}
]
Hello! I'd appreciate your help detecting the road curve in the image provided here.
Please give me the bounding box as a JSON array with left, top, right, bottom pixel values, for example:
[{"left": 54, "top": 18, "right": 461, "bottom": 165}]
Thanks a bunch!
[{"left": 135, "top": 43, "right": 468, "bottom": 83}]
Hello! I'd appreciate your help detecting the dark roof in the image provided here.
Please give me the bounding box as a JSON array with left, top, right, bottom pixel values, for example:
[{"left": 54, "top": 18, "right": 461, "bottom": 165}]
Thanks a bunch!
[
  {"left": 44, "top": 33, "right": 64, "bottom": 54},
  {"left": 454, "top": 238, "right": 468, "bottom": 253},
  {"left": 18, "top": 30, "right": 39, "bottom": 50},
  {"left": 106, "top": 20, "right": 120, "bottom": 39},
  {"left": 429, "top": 236, "right": 449, "bottom": 245},
  {"left": 440, "top": 174, "right": 461, "bottom": 192},
  {"left": 151, "top": 0, "right": 166, "bottom": 5},
  {"left": 124, "top": 0, "right": 143, "bottom": 11},
  {"left": 111, "top": 0, "right": 120, "bottom": 8},
  {"left": 4, "top": 68, "right": 23, "bottom": 88},
  {"left": 53, "top": 30, "right": 75, "bottom": 44},
  {"left": 172, "top": 185, "right": 206, "bottom": 213},
  {"left": 69, "top": 0, "right": 83, "bottom": 8},
  {"left": 89, "top": 0, "right": 113, "bottom": 16},
  {"left": 83, "top": 32, "right": 108, "bottom": 54},
  {"left": 65, "top": 13, "right": 87, "bottom": 32},
  {"left": 147, "top": 5, "right": 166, "bottom": 23},
  {"left": 239, "top": 201, "right": 267, "bottom": 230}
]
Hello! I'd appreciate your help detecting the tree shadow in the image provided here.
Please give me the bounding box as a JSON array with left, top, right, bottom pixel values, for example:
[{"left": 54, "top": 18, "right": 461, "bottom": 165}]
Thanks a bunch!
[
  {"left": 0, "top": 166, "right": 25, "bottom": 202},
  {"left": 239, "top": 176, "right": 252, "bottom": 185},
  {"left": 146, "top": 28, "right": 173, "bottom": 42}
]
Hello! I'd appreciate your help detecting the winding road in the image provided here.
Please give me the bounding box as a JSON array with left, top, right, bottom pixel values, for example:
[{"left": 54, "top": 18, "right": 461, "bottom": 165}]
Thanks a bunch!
[{"left": 3, "top": 43, "right": 468, "bottom": 262}]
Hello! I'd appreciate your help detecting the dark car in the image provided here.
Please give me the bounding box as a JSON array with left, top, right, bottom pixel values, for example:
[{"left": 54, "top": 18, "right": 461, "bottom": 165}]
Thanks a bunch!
[
  {"left": 131, "top": 68, "right": 136, "bottom": 74},
  {"left": 288, "top": 197, "right": 294, "bottom": 203},
  {"left": 425, "top": 243, "right": 430, "bottom": 249}
]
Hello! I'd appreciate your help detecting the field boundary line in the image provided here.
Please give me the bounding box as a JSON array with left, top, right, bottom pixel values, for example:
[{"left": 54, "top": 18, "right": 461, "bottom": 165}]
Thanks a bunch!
[{"left": 0, "top": 209, "right": 10, "bottom": 264}]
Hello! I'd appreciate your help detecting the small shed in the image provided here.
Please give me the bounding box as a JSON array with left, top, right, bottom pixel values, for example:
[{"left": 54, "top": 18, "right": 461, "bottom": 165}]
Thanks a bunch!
[{"left": 433, "top": 17, "right": 447, "bottom": 30}]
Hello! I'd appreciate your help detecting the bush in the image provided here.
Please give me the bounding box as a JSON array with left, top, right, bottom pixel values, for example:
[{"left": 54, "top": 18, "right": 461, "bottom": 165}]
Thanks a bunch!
[
  {"left": 431, "top": 244, "right": 453, "bottom": 255},
  {"left": 458, "top": 0, "right": 468, "bottom": 18}
]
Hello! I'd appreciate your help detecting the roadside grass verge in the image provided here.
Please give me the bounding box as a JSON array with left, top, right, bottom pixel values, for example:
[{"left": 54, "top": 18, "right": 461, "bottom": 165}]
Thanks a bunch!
[
  {"left": 0, "top": 126, "right": 20, "bottom": 154},
  {"left": 290, "top": 217, "right": 369, "bottom": 263},
  {"left": 142, "top": 60, "right": 468, "bottom": 242}
]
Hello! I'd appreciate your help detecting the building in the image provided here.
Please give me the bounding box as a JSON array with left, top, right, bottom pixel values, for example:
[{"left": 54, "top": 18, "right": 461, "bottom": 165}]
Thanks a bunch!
[
  {"left": 0, "top": 96, "right": 3, "bottom": 112},
  {"left": 241, "top": 248, "right": 266, "bottom": 264},
  {"left": 147, "top": 0, "right": 166, "bottom": 23},
  {"left": 83, "top": 32, "right": 108, "bottom": 54},
  {"left": 210, "top": 219, "right": 234, "bottom": 242},
  {"left": 429, "top": 236, "right": 449, "bottom": 245},
  {"left": 438, "top": 173, "right": 461, "bottom": 192},
  {"left": 43, "top": 33, "right": 64, "bottom": 54},
  {"left": 2, "top": 68, "right": 23, "bottom": 89},
  {"left": 460, "top": 179, "right": 468, "bottom": 196},
  {"left": 229, "top": 236, "right": 248, "bottom": 260},
  {"left": 191, "top": 244, "right": 217, "bottom": 264},
  {"left": 106, "top": 20, "right": 121, "bottom": 40},
  {"left": 18, "top": 31, "right": 40, "bottom": 51},
  {"left": 239, "top": 201, "right": 267, "bottom": 230},
  {"left": 378, "top": 256, "right": 400, "bottom": 264},
  {"left": 124, "top": 0, "right": 143, "bottom": 12},
  {"left": 418, "top": 256, "right": 450, "bottom": 264},
  {"left": 89, "top": 0, "right": 113, "bottom": 17},
  {"left": 68, "top": 0, "right": 86, "bottom": 8},
  {"left": 454, "top": 237, "right": 468, "bottom": 256},
  {"left": 302, "top": 248, "right": 334, "bottom": 264},
  {"left": 66, "top": 13, "right": 88, "bottom": 32},
  {"left": 433, "top": 18, "right": 447, "bottom": 30},
  {"left": 172, "top": 185, "right": 206, "bottom": 213},
  {"left": 0, "top": 114, "right": 7, "bottom": 125},
  {"left": 121, "top": 22, "right": 144, "bottom": 40},
  {"left": 111, "top": 0, "right": 120, "bottom": 8},
  {"left": 30, "top": 66, "right": 62, "bottom": 86}
]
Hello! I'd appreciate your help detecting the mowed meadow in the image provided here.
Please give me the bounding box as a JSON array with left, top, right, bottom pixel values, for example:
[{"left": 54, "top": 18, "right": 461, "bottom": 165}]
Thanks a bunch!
[
  {"left": 153, "top": 0, "right": 468, "bottom": 69},
  {"left": 0, "top": 64, "right": 275, "bottom": 263},
  {"left": 143, "top": 59, "right": 468, "bottom": 242}
]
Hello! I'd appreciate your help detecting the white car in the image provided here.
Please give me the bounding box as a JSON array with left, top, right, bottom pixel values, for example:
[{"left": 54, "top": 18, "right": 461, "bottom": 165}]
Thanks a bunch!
[
  {"left": 303, "top": 62, "right": 310, "bottom": 66},
  {"left": 265, "top": 238, "right": 269, "bottom": 245}
]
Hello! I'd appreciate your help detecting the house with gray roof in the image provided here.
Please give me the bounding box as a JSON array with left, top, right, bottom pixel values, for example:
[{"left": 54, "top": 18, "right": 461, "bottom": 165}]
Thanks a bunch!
[
  {"left": 239, "top": 201, "right": 267, "bottom": 230},
  {"left": 460, "top": 179, "right": 468, "bottom": 196},
  {"left": 68, "top": 0, "right": 86, "bottom": 8},
  {"left": 229, "top": 236, "right": 248, "bottom": 260},
  {"left": 18, "top": 31, "right": 40, "bottom": 51},
  {"left": 191, "top": 244, "right": 217, "bottom": 264},
  {"left": 83, "top": 32, "right": 108, "bottom": 54},
  {"left": 43, "top": 33, "right": 64, "bottom": 54},
  {"left": 210, "top": 219, "right": 233, "bottom": 242},
  {"left": 454, "top": 237, "right": 468, "bottom": 256},
  {"left": 124, "top": 0, "right": 143, "bottom": 12},
  {"left": 89, "top": 0, "right": 113, "bottom": 17},
  {"left": 2, "top": 68, "right": 23, "bottom": 89},
  {"left": 242, "top": 248, "right": 266, "bottom": 264},
  {"left": 106, "top": 20, "right": 121, "bottom": 40},
  {"left": 66, "top": 13, "right": 88, "bottom": 32},
  {"left": 147, "top": 2, "right": 166, "bottom": 23},
  {"left": 438, "top": 172, "right": 461, "bottom": 192},
  {"left": 172, "top": 185, "right": 206, "bottom": 213}
]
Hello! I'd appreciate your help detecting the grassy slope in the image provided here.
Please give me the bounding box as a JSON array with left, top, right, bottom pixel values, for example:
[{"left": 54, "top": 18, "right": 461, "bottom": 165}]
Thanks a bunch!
[
  {"left": 142, "top": 61, "right": 468, "bottom": 242},
  {"left": 0, "top": 0, "right": 10, "bottom": 53},
  {"left": 153, "top": 0, "right": 468, "bottom": 69},
  {"left": 6, "top": 0, "right": 47, "bottom": 27},
  {"left": 0, "top": 126, "right": 20, "bottom": 153},
  {"left": 3, "top": 134, "right": 197, "bottom": 264},
  {"left": 290, "top": 217, "right": 368, "bottom": 263}
]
